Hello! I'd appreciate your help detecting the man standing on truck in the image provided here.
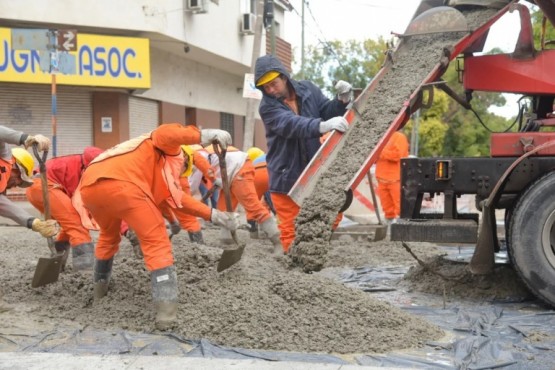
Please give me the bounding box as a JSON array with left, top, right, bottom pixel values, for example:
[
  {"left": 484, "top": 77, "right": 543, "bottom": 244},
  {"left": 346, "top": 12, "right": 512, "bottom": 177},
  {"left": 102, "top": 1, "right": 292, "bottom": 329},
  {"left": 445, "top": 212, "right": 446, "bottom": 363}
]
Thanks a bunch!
[
  {"left": 375, "top": 130, "right": 409, "bottom": 224},
  {"left": 254, "top": 54, "right": 351, "bottom": 254}
]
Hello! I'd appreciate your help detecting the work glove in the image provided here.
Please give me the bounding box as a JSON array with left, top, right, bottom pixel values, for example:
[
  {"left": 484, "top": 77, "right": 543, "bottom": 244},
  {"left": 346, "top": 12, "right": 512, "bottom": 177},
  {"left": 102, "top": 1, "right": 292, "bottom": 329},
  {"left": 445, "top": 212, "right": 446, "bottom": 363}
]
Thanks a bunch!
[
  {"left": 213, "top": 178, "right": 223, "bottom": 188},
  {"left": 168, "top": 220, "right": 181, "bottom": 236},
  {"left": 31, "top": 218, "right": 58, "bottom": 238},
  {"left": 24, "top": 134, "right": 51, "bottom": 152},
  {"left": 319, "top": 116, "right": 348, "bottom": 134},
  {"left": 200, "top": 129, "right": 232, "bottom": 149},
  {"left": 210, "top": 209, "right": 238, "bottom": 231},
  {"left": 335, "top": 80, "right": 353, "bottom": 104}
]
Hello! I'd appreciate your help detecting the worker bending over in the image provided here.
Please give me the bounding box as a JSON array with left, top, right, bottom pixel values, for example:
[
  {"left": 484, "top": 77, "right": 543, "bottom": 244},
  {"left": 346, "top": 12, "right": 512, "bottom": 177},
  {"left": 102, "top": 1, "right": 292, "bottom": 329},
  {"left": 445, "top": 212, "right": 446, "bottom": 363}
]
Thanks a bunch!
[
  {"left": 78, "top": 123, "right": 235, "bottom": 330},
  {"left": 0, "top": 126, "right": 57, "bottom": 238},
  {"left": 26, "top": 146, "right": 106, "bottom": 271}
]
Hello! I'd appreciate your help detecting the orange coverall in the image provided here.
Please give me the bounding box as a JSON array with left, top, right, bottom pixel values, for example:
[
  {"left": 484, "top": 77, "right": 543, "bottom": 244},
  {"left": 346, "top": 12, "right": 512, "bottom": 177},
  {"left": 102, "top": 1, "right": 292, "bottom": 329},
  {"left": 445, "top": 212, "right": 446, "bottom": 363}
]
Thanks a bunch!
[
  {"left": 211, "top": 149, "right": 271, "bottom": 224},
  {"left": 26, "top": 148, "right": 103, "bottom": 247},
  {"left": 375, "top": 131, "right": 409, "bottom": 220},
  {"left": 79, "top": 124, "right": 213, "bottom": 271}
]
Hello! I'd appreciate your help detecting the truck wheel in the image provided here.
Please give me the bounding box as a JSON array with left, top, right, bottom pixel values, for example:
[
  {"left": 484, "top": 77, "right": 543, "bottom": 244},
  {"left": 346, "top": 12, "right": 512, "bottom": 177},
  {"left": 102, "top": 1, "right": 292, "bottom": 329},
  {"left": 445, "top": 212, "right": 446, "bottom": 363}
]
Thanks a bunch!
[
  {"left": 509, "top": 171, "right": 555, "bottom": 307},
  {"left": 504, "top": 208, "right": 513, "bottom": 265}
]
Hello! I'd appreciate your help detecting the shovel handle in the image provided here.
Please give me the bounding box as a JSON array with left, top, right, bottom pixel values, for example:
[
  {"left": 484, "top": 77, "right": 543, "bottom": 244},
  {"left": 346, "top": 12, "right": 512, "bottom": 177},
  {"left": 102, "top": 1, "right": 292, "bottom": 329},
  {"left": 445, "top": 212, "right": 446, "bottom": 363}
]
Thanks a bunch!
[
  {"left": 212, "top": 141, "right": 241, "bottom": 246},
  {"left": 32, "top": 144, "right": 56, "bottom": 255}
]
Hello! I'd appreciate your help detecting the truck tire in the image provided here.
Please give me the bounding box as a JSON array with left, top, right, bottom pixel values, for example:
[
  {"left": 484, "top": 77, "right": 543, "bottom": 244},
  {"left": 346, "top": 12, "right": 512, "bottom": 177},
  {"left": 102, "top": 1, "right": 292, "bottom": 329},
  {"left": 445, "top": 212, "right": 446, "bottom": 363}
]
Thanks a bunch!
[{"left": 509, "top": 171, "right": 555, "bottom": 307}]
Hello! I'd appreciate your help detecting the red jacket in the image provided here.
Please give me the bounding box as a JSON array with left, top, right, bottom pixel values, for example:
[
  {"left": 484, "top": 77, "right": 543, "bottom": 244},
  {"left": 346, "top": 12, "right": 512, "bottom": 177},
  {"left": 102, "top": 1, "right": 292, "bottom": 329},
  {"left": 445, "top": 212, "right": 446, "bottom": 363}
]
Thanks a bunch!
[{"left": 47, "top": 146, "right": 104, "bottom": 198}]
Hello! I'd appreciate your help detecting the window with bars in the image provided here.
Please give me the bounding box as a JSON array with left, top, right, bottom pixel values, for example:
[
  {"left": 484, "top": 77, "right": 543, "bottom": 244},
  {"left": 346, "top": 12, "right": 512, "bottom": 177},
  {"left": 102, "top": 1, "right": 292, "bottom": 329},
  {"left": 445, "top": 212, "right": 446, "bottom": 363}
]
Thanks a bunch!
[{"left": 220, "top": 112, "right": 234, "bottom": 138}]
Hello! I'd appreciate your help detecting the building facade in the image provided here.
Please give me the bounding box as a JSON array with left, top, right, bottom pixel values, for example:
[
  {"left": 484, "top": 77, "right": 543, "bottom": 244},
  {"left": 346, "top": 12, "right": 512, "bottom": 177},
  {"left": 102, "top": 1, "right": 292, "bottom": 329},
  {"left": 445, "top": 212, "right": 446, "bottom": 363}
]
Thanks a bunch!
[{"left": 0, "top": 0, "right": 293, "bottom": 157}]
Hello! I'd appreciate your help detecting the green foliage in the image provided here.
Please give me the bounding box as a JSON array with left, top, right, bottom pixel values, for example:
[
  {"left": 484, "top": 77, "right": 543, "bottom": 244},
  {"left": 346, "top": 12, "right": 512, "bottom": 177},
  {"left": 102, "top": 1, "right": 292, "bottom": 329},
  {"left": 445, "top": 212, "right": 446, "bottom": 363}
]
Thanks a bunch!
[
  {"left": 292, "top": 37, "right": 389, "bottom": 96},
  {"left": 531, "top": 6, "right": 555, "bottom": 50}
]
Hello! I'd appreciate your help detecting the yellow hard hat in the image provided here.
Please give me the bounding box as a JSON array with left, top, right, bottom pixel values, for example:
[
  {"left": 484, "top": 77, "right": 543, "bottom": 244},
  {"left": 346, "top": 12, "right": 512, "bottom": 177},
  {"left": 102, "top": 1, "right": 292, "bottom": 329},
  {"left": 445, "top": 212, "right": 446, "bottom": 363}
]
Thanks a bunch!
[
  {"left": 256, "top": 71, "right": 280, "bottom": 86},
  {"left": 180, "top": 145, "right": 195, "bottom": 177},
  {"left": 11, "top": 148, "right": 34, "bottom": 186},
  {"left": 247, "top": 147, "right": 264, "bottom": 162}
]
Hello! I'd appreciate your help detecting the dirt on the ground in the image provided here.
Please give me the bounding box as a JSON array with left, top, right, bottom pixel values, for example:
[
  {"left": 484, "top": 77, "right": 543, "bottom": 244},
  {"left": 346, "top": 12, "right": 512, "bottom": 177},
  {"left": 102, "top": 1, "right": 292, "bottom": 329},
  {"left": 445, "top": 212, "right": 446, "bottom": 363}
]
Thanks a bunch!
[{"left": 0, "top": 222, "right": 533, "bottom": 356}]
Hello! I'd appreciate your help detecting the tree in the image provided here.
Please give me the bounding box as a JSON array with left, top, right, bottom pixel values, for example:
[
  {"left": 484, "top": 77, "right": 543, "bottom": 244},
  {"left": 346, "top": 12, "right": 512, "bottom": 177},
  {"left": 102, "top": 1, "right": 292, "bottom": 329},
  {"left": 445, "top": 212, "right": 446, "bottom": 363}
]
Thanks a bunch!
[{"left": 292, "top": 37, "right": 388, "bottom": 97}]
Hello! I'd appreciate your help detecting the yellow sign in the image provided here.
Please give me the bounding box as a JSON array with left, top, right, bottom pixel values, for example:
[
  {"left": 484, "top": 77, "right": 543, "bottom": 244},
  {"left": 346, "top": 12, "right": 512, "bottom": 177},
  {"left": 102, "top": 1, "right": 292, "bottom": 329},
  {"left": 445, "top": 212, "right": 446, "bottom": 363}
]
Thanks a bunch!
[{"left": 0, "top": 28, "right": 150, "bottom": 89}]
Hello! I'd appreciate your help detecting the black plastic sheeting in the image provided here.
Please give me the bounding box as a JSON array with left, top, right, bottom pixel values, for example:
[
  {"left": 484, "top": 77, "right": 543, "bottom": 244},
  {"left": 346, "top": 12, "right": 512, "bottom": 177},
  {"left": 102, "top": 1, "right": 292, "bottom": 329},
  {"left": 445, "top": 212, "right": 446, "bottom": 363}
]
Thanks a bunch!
[
  {"left": 2, "top": 264, "right": 555, "bottom": 368},
  {"left": 339, "top": 264, "right": 555, "bottom": 370}
]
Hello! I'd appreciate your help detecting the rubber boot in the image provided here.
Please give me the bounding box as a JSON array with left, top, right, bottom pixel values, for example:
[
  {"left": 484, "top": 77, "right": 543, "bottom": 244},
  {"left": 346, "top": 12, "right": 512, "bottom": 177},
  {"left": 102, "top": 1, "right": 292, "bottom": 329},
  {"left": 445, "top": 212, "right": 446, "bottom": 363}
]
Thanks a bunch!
[
  {"left": 72, "top": 242, "right": 95, "bottom": 271},
  {"left": 93, "top": 258, "right": 113, "bottom": 301},
  {"left": 188, "top": 231, "right": 205, "bottom": 244},
  {"left": 151, "top": 266, "right": 179, "bottom": 331},
  {"left": 259, "top": 217, "right": 283, "bottom": 254},
  {"left": 248, "top": 220, "right": 259, "bottom": 239},
  {"left": 219, "top": 227, "right": 234, "bottom": 245}
]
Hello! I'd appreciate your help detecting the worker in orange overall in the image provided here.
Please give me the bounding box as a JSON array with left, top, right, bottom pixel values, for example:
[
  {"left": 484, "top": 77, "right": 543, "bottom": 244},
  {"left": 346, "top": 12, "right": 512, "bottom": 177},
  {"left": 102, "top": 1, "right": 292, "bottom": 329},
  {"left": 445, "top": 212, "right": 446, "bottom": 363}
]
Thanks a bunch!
[
  {"left": 0, "top": 126, "right": 57, "bottom": 313},
  {"left": 78, "top": 123, "right": 235, "bottom": 330},
  {"left": 375, "top": 130, "right": 409, "bottom": 224},
  {"left": 254, "top": 54, "right": 351, "bottom": 254},
  {"left": 245, "top": 147, "right": 276, "bottom": 239},
  {"left": 0, "top": 126, "right": 57, "bottom": 237},
  {"left": 26, "top": 146, "right": 104, "bottom": 271},
  {"left": 169, "top": 144, "right": 216, "bottom": 244},
  {"left": 206, "top": 145, "right": 282, "bottom": 252}
]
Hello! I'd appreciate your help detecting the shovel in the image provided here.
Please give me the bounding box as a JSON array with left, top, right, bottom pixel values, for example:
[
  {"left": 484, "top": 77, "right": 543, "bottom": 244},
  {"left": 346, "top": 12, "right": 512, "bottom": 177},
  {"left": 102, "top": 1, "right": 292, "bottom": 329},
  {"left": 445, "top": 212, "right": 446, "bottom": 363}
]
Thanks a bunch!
[
  {"left": 213, "top": 142, "right": 245, "bottom": 272},
  {"left": 31, "top": 145, "right": 63, "bottom": 288}
]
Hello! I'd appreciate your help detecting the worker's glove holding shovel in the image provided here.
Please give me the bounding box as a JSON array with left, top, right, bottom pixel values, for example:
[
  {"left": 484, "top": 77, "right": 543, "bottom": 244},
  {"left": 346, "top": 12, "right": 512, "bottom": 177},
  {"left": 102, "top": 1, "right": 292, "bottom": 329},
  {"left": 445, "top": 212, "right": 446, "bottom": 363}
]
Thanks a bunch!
[
  {"left": 213, "top": 178, "right": 223, "bottom": 188},
  {"left": 24, "top": 134, "right": 51, "bottom": 152},
  {"left": 335, "top": 80, "right": 353, "bottom": 104},
  {"left": 200, "top": 129, "right": 232, "bottom": 149},
  {"left": 319, "top": 116, "right": 348, "bottom": 134},
  {"left": 30, "top": 218, "right": 58, "bottom": 238},
  {"left": 210, "top": 209, "right": 238, "bottom": 231}
]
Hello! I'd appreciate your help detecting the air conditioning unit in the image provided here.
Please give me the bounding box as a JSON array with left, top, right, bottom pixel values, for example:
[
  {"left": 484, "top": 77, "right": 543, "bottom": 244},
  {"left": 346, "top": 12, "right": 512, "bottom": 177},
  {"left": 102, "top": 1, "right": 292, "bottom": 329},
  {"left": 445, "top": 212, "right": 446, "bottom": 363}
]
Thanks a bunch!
[
  {"left": 240, "top": 13, "right": 256, "bottom": 35},
  {"left": 186, "top": 0, "right": 208, "bottom": 13}
]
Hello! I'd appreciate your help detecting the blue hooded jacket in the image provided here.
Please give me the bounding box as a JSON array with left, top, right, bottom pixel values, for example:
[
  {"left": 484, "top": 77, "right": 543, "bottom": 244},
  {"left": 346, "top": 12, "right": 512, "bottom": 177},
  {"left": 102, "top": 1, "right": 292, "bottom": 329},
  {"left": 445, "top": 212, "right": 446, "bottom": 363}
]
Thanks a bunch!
[{"left": 255, "top": 54, "right": 347, "bottom": 194}]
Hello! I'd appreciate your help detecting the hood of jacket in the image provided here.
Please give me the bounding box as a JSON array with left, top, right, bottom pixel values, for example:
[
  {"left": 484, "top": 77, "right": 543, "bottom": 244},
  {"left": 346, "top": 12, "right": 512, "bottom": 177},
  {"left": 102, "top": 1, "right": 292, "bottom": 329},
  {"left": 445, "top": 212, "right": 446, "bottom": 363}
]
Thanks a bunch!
[{"left": 255, "top": 54, "right": 290, "bottom": 93}]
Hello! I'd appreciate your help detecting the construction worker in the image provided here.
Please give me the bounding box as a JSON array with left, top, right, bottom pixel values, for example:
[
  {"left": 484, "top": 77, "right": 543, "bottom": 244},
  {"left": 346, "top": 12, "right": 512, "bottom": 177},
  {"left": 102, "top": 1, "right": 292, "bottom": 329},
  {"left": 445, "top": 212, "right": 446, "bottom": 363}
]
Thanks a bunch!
[
  {"left": 78, "top": 123, "right": 235, "bottom": 331},
  {"left": 25, "top": 146, "right": 104, "bottom": 271},
  {"left": 246, "top": 147, "right": 275, "bottom": 239},
  {"left": 0, "top": 126, "right": 57, "bottom": 237},
  {"left": 254, "top": 54, "right": 351, "bottom": 254},
  {"left": 207, "top": 145, "right": 282, "bottom": 252},
  {"left": 170, "top": 144, "right": 217, "bottom": 244},
  {"left": 375, "top": 130, "right": 409, "bottom": 223}
]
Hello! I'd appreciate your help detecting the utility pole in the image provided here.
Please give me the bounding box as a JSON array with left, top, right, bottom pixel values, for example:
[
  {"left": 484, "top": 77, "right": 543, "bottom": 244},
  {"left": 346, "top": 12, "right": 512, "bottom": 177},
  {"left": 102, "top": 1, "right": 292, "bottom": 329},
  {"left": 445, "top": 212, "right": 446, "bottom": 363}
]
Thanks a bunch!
[
  {"left": 301, "top": 0, "right": 305, "bottom": 79},
  {"left": 410, "top": 110, "right": 420, "bottom": 157},
  {"left": 242, "top": 0, "right": 265, "bottom": 151}
]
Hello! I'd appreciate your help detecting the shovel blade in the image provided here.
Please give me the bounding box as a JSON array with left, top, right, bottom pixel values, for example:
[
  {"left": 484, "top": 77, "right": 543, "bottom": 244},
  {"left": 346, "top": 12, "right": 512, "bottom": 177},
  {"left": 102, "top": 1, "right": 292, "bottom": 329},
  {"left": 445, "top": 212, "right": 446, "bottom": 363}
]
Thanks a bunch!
[
  {"left": 31, "top": 255, "right": 63, "bottom": 288},
  {"left": 404, "top": 6, "right": 468, "bottom": 36},
  {"left": 217, "top": 245, "right": 245, "bottom": 272}
]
